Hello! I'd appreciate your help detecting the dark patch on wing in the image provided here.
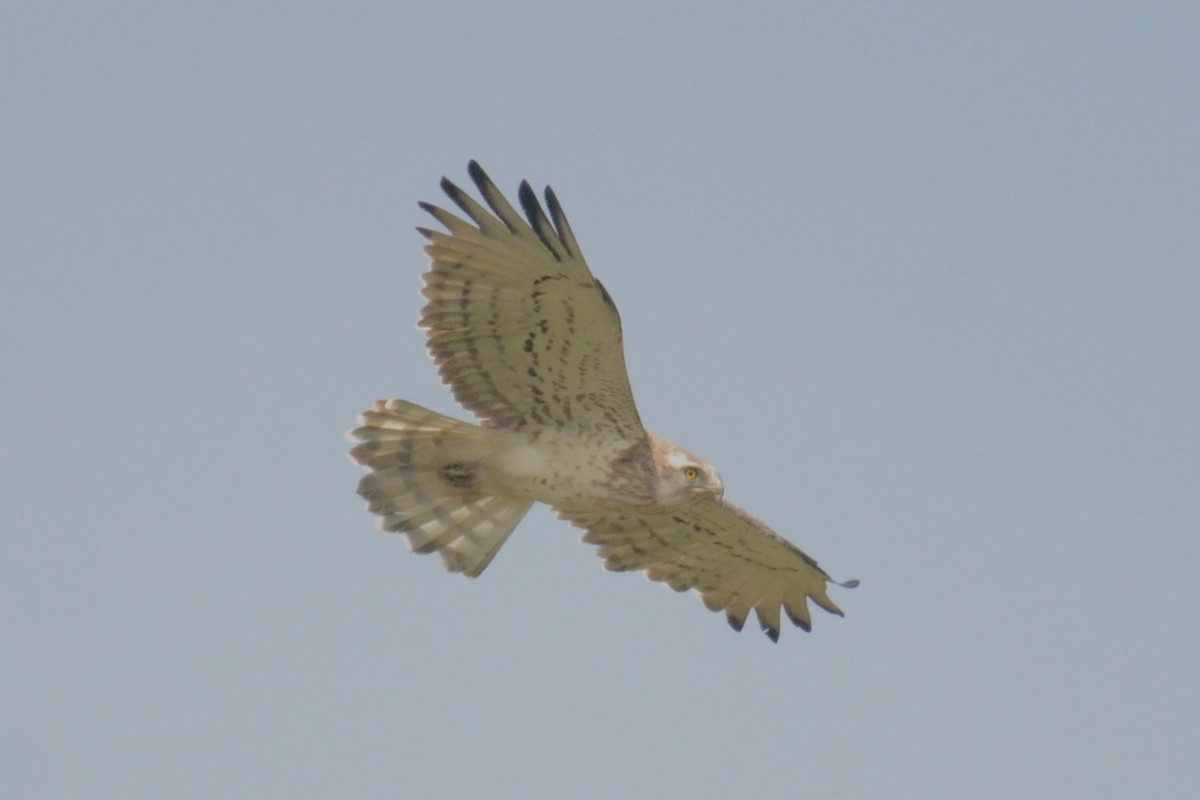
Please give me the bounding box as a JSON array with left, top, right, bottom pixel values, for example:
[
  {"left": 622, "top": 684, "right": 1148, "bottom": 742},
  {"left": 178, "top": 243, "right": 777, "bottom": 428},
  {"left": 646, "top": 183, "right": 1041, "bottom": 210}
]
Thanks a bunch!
[{"left": 594, "top": 278, "right": 615, "bottom": 307}]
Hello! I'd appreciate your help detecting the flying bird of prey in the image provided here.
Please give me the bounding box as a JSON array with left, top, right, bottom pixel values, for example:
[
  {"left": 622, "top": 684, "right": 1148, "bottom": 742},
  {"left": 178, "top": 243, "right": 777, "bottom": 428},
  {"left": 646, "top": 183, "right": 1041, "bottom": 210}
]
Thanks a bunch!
[{"left": 349, "top": 161, "right": 857, "bottom": 641}]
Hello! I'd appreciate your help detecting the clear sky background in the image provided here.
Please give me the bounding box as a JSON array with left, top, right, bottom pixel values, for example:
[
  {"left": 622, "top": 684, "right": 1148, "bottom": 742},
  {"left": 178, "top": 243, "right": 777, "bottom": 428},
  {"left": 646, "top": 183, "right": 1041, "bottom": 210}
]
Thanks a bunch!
[{"left": 3, "top": 3, "right": 1198, "bottom": 798}]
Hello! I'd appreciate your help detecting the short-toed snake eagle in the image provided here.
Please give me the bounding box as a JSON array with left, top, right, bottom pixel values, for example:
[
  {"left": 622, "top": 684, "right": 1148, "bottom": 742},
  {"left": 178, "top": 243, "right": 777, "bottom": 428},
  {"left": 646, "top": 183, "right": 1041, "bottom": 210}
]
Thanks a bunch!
[{"left": 349, "top": 162, "right": 856, "bottom": 641}]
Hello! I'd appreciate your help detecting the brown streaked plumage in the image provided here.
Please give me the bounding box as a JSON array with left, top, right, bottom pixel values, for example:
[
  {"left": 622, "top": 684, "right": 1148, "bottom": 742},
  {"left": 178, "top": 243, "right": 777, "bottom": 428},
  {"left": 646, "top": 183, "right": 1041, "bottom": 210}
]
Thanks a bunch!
[{"left": 349, "top": 161, "right": 857, "bottom": 641}]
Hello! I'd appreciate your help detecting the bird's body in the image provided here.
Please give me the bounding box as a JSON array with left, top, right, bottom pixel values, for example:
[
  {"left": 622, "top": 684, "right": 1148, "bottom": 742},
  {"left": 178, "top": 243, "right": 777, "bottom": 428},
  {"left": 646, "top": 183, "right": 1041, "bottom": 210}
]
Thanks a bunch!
[{"left": 350, "top": 161, "right": 856, "bottom": 641}]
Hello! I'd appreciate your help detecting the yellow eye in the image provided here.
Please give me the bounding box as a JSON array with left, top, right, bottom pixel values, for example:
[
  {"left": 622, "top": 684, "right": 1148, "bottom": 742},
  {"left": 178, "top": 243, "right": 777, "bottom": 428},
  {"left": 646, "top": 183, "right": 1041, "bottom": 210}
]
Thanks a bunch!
[{"left": 684, "top": 467, "right": 700, "bottom": 481}]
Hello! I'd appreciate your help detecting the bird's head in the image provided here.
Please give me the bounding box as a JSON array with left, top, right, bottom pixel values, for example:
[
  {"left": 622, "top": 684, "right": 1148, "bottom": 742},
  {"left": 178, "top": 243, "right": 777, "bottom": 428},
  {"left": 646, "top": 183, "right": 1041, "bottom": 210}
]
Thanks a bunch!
[{"left": 649, "top": 434, "right": 724, "bottom": 505}]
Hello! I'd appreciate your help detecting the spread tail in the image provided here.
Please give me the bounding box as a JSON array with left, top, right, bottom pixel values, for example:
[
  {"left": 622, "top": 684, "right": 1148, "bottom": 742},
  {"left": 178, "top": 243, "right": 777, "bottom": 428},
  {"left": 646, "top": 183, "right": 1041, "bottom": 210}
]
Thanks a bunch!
[{"left": 348, "top": 399, "right": 531, "bottom": 577}]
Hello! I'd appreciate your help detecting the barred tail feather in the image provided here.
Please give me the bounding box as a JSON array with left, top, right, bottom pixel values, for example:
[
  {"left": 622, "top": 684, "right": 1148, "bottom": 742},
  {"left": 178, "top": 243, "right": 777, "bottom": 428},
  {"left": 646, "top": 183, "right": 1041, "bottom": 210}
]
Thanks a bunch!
[{"left": 348, "top": 399, "right": 531, "bottom": 577}]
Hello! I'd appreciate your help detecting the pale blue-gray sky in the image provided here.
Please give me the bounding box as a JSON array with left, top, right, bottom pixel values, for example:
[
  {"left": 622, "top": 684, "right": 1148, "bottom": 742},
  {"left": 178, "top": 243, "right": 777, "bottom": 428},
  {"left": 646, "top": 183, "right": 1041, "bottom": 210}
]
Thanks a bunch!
[{"left": 3, "top": 3, "right": 1198, "bottom": 798}]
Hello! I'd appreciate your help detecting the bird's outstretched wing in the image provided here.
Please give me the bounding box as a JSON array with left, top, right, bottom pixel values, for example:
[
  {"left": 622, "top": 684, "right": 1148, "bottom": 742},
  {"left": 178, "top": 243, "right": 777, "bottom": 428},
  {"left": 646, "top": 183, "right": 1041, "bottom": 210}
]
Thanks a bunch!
[
  {"left": 562, "top": 499, "right": 857, "bottom": 641},
  {"left": 417, "top": 161, "right": 645, "bottom": 440}
]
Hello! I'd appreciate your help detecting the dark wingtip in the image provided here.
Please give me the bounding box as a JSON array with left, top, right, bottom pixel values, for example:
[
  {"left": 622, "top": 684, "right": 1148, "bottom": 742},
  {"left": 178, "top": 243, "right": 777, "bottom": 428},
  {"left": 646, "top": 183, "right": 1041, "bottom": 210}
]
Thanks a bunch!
[
  {"left": 466, "top": 159, "right": 488, "bottom": 186},
  {"left": 518, "top": 179, "right": 565, "bottom": 261},
  {"left": 784, "top": 606, "right": 813, "bottom": 632},
  {"left": 763, "top": 625, "right": 781, "bottom": 643},
  {"left": 725, "top": 612, "right": 746, "bottom": 633},
  {"left": 543, "top": 184, "right": 581, "bottom": 259},
  {"left": 517, "top": 180, "right": 539, "bottom": 218},
  {"left": 439, "top": 175, "right": 463, "bottom": 200}
]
